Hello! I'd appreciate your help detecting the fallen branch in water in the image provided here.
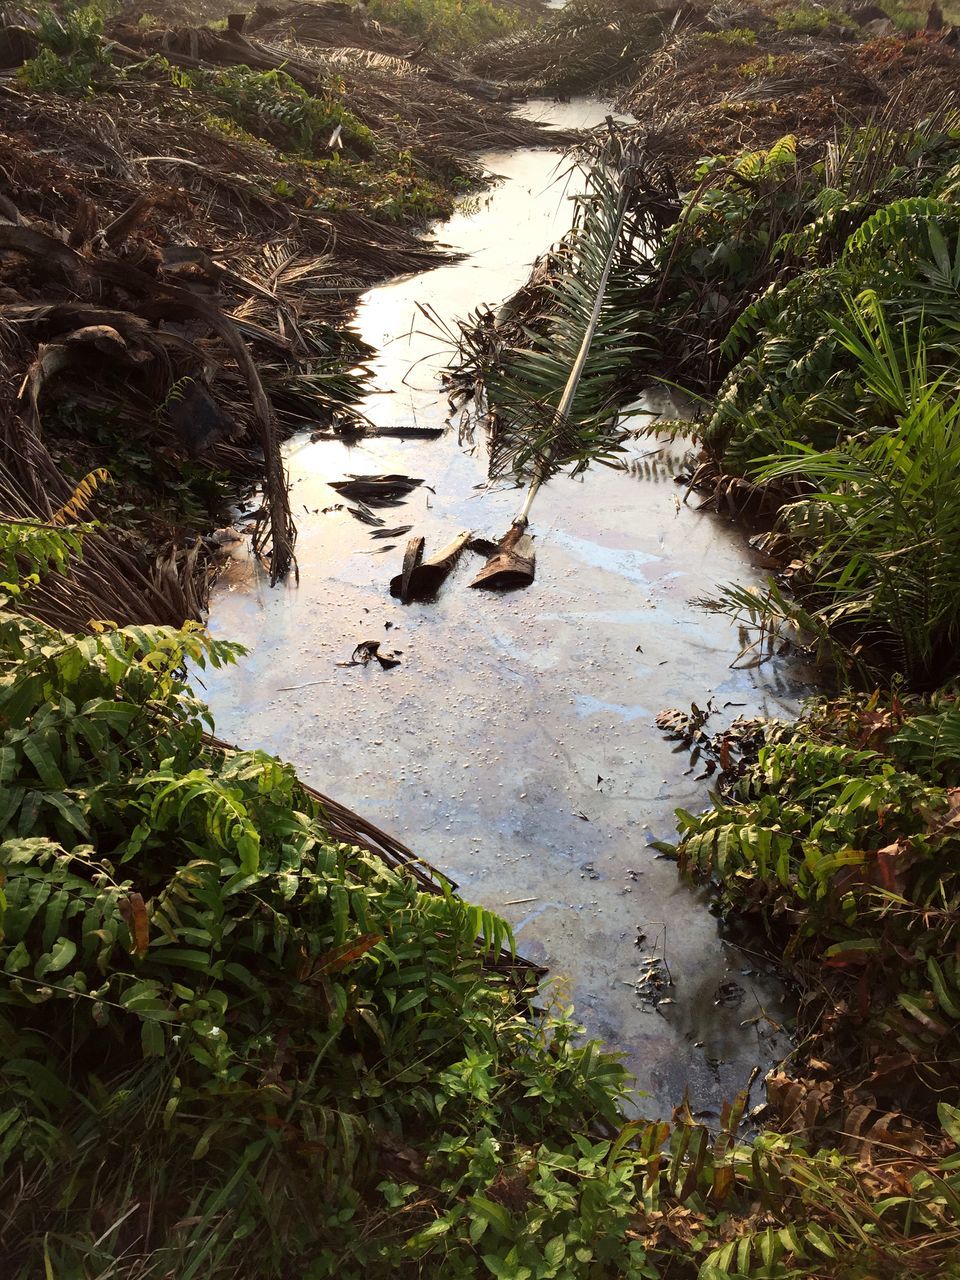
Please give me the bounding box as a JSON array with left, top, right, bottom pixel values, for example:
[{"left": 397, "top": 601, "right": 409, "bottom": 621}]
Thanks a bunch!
[{"left": 467, "top": 128, "right": 665, "bottom": 587}]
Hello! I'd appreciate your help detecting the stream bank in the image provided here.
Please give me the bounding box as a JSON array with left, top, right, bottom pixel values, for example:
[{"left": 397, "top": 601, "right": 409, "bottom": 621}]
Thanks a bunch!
[
  {"left": 202, "top": 97, "right": 809, "bottom": 1117},
  {"left": 4, "top": 6, "right": 960, "bottom": 1272}
]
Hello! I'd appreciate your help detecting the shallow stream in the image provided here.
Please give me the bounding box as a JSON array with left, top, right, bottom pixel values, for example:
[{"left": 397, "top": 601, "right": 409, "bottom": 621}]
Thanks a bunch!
[{"left": 202, "top": 98, "right": 806, "bottom": 1116}]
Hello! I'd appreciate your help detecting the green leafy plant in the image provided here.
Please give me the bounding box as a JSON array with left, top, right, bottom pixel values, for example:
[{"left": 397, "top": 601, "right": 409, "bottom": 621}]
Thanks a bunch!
[
  {"left": 712, "top": 304, "right": 960, "bottom": 686},
  {"left": 773, "top": 3, "right": 854, "bottom": 34},
  {"left": 669, "top": 694, "right": 960, "bottom": 1109},
  {"left": 455, "top": 142, "right": 654, "bottom": 488},
  {"left": 170, "top": 64, "right": 375, "bottom": 158},
  {"left": 19, "top": 3, "right": 118, "bottom": 95}
]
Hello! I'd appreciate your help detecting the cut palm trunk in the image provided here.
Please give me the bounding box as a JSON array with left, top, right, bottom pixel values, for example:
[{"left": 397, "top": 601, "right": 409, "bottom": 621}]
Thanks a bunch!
[
  {"left": 470, "top": 523, "right": 536, "bottom": 589},
  {"left": 391, "top": 529, "right": 473, "bottom": 601}
]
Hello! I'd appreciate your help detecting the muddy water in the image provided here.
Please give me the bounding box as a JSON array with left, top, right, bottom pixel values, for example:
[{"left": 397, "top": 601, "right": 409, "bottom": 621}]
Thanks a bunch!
[{"left": 202, "top": 100, "right": 805, "bottom": 1117}]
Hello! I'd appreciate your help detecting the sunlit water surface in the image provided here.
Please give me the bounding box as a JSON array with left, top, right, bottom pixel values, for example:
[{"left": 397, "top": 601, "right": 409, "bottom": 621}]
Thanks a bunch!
[{"left": 201, "top": 98, "right": 806, "bottom": 1116}]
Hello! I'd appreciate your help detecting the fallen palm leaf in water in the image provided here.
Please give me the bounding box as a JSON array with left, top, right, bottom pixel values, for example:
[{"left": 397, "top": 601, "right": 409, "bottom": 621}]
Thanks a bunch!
[
  {"left": 370, "top": 424, "right": 445, "bottom": 439},
  {"left": 371, "top": 524, "right": 413, "bottom": 538},
  {"left": 346, "top": 501, "right": 385, "bottom": 526},
  {"left": 330, "top": 473, "right": 424, "bottom": 504},
  {"left": 464, "top": 129, "right": 660, "bottom": 589}
]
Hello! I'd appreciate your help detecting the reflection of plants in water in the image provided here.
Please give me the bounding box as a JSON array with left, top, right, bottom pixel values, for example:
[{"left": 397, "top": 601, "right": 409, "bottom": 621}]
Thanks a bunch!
[{"left": 454, "top": 193, "right": 483, "bottom": 217}]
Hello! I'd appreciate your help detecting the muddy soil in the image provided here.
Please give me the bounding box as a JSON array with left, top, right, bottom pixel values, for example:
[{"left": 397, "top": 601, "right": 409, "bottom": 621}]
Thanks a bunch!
[{"left": 201, "top": 98, "right": 808, "bottom": 1117}]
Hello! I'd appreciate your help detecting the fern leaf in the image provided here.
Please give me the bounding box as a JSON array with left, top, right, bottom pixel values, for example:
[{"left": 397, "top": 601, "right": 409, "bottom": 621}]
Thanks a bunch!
[{"left": 50, "top": 469, "right": 111, "bottom": 525}]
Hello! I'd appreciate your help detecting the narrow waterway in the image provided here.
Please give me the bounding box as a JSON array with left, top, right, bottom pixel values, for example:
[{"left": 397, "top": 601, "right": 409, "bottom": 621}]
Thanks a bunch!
[{"left": 202, "top": 98, "right": 806, "bottom": 1117}]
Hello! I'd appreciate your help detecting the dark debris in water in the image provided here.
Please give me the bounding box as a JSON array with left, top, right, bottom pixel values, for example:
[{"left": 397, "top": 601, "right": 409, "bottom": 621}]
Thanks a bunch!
[
  {"left": 337, "top": 639, "right": 402, "bottom": 670},
  {"left": 656, "top": 701, "right": 769, "bottom": 785},
  {"left": 714, "top": 980, "right": 746, "bottom": 1008},
  {"left": 331, "top": 474, "right": 425, "bottom": 505}
]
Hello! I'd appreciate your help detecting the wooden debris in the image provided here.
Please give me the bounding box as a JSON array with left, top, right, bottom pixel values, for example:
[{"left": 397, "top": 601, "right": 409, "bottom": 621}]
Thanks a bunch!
[
  {"left": 392, "top": 535, "right": 426, "bottom": 602},
  {"left": 390, "top": 528, "right": 473, "bottom": 600},
  {"left": 470, "top": 522, "right": 536, "bottom": 590}
]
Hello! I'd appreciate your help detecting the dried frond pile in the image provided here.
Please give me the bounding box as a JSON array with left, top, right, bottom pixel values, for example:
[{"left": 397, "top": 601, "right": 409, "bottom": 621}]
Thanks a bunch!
[
  {"left": 622, "top": 26, "right": 960, "bottom": 173},
  {"left": 0, "top": 2, "right": 563, "bottom": 630},
  {"left": 472, "top": 0, "right": 682, "bottom": 93}
]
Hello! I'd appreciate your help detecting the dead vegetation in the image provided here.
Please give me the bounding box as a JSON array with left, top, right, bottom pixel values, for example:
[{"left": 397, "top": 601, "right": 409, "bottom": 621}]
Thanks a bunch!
[
  {"left": 0, "top": 0, "right": 563, "bottom": 631},
  {"left": 624, "top": 23, "right": 960, "bottom": 173}
]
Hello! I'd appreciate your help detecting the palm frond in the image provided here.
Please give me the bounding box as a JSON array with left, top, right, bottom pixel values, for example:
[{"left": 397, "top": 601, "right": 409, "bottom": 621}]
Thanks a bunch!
[
  {"left": 481, "top": 135, "right": 659, "bottom": 490},
  {"left": 714, "top": 300, "right": 960, "bottom": 686}
]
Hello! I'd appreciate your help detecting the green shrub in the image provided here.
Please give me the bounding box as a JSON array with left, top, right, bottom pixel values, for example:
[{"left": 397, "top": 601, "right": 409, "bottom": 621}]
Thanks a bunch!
[
  {"left": 366, "top": 0, "right": 523, "bottom": 55},
  {"left": 670, "top": 695, "right": 960, "bottom": 1107},
  {"left": 715, "top": 305, "right": 960, "bottom": 686},
  {"left": 170, "top": 64, "right": 375, "bottom": 158},
  {"left": 18, "top": 2, "right": 116, "bottom": 95},
  {"left": 773, "top": 3, "right": 854, "bottom": 34},
  {"left": 700, "top": 26, "right": 758, "bottom": 45}
]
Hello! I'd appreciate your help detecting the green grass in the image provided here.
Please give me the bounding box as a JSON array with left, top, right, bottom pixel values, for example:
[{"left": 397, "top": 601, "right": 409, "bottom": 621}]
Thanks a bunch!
[{"left": 772, "top": 3, "right": 855, "bottom": 34}]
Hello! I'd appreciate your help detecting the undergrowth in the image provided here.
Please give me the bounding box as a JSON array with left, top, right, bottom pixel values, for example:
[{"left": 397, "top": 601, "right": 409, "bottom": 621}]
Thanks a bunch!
[
  {"left": 3, "top": 517, "right": 960, "bottom": 1278},
  {"left": 366, "top": 0, "right": 524, "bottom": 55},
  {"left": 18, "top": 7, "right": 455, "bottom": 223},
  {"left": 671, "top": 692, "right": 960, "bottom": 1113},
  {"left": 18, "top": 1, "right": 116, "bottom": 94},
  {"left": 772, "top": 3, "right": 854, "bottom": 34},
  {"left": 499, "top": 113, "right": 960, "bottom": 688},
  {"left": 169, "top": 64, "right": 376, "bottom": 158}
]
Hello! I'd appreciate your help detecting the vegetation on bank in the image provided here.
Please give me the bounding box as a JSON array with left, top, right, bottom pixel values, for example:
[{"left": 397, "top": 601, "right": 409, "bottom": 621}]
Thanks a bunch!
[
  {"left": 658, "top": 127, "right": 960, "bottom": 685},
  {"left": 17, "top": 3, "right": 457, "bottom": 222},
  {"left": 673, "top": 693, "right": 960, "bottom": 1113},
  {"left": 0, "top": 0, "right": 562, "bottom": 629},
  {"left": 4, "top": 0, "right": 960, "bottom": 1275},
  {"left": 3, "top": 522, "right": 960, "bottom": 1279}
]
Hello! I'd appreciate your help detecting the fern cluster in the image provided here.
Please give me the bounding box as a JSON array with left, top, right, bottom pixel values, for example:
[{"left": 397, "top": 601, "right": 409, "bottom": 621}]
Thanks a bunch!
[
  {"left": 694, "top": 125, "right": 960, "bottom": 464},
  {"left": 671, "top": 691, "right": 960, "bottom": 1115},
  {"left": 0, "top": 594, "right": 626, "bottom": 1275},
  {"left": 18, "top": 2, "right": 117, "bottom": 95}
]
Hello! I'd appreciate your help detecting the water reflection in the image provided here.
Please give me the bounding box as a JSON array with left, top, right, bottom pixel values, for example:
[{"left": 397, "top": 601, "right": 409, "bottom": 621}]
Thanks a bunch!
[{"left": 203, "top": 98, "right": 806, "bottom": 1116}]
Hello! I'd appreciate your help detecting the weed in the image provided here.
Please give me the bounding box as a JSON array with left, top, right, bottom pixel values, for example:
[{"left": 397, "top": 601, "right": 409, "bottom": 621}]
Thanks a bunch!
[
  {"left": 170, "top": 64, "right": 375, "bottom": 158},
  {"left": 773, "top": 3, "right": 854, "bottom": 34},
  {"left": 18, "top": 2, "right": 117, "bottom": 95},
  {"left": 700, "top": 26, "right": 758, "bottom": 45}
]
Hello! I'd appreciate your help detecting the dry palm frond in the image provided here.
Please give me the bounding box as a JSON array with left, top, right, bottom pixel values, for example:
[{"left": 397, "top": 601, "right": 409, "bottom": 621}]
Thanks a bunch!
[{"left": 312, "top": 46, "right": 426, "bottom": 77}]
